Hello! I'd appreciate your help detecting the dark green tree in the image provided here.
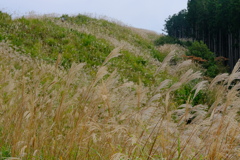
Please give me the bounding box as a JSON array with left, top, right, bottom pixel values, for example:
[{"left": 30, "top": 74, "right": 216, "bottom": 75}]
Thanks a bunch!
[
  {"left": 164, "top": 9, "right": 190, "bottom": 38},
  {"left": 164, "top": 0, "right": 240, "bottom": 70}
]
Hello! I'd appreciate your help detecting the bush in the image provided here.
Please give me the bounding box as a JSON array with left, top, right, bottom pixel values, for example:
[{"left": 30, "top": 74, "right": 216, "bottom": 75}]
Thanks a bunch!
[
  {"left": 154, "top": 36, "right": 193, "bottom": 48},
  {"left": 0, "top": 11, "right": 11, "bottom": 24},
  {"left": 186, "top": 41, "right": 225, "bottom": 77},
  {"left": 186, "top": 41, "right": 215, "bottom": 61},
  {"left": 181, "top": 40, "right": 192, "bottom": 47},
  {"left": 154, "top": 36, "right": 181, "bottom": 46}
]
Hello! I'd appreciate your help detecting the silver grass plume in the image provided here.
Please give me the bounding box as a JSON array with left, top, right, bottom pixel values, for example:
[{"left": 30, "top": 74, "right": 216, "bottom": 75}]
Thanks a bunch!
[
  {"left": 92, "top": 66, "right": 108, "bottom": 87},
  {"left": 177, "top": 59, "right": 193, "bottom": 70},
  {"left": 146, "top": 79, "right": 172, "bottom": 106},
  {"left": 165, "top": 69, "right": 202, "bottom": 113},
  {"left": 192, "top": 80, "right": 208, "bottom": 100},
  {"left": 209, "top": 73, "right": 229, "bottom": 89},
  {"left": 111, "top": 153, "right": 129, "bottom": 160},
  {"left": 232, "top": 59, "right": 240, "bottom": 74},
  {"left": 155, "top": 79, "right": 172, "bottom": 93},
  {"left": 227, "top": 59, "right": 240, "bottom": 88},
  {"left": 155, "top": 50, "right": 176, "bottom": 75},
  {"left": 103, "top": 47, "right": 122, "bottom": 66},
  {"left": 180, "top": 69, "right": 202, "bottom": 84}
]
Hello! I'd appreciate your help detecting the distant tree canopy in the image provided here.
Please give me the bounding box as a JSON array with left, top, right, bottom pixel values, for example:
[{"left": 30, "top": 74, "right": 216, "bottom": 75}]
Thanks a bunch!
[
  {"left": 164, "top": 0, "right": 240, "bottom": 69},
  {"left": 164, "top": 9, "right": 190, "bottom": 39}
]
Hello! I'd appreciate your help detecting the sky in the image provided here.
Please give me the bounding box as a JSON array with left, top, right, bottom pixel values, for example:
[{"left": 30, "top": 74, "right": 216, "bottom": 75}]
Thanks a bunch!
[{"left": 0, "top": 0, "right": 188, "bottom": 33}]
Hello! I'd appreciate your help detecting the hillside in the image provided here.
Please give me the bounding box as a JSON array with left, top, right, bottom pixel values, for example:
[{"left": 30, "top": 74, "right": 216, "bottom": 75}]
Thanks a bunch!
[
  {"left": 0, "top": 12, "right": 165, "bottom": 84},
  {"left": 0, "top": 12, "right": 240, "bottom": 159}
]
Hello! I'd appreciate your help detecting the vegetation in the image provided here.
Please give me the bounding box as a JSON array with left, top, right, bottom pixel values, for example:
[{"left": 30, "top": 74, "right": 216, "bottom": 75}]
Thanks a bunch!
[
  {"left": 154, "top": 35, "right": 192, "bottom": 47},
  {"left": 186, "top": 41, "right": 229, "bottom": 77},
  {"left": 164, "top": 0, "right": 240, "bottom": 70},
  {"left": 154, "top": 37, "right": 228, "bottom": 77},
  {"left": 0, "top": 12, "right": 113, "bottom": 67},
  {"left": 154, "top": 36, "right": 181, "bottom": 46},
  {"left": 163, "top": 9, "right": 189, "bottom": 39},
  {"left": 0, "top": 12, "right": 162, "bottom": 84},
  {"left": 0, "top": 11, "right": 240, "bottom": 159}
]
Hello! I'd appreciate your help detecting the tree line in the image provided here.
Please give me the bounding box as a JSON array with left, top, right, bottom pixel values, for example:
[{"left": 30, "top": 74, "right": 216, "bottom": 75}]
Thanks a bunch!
[{"left": 164, "top": 0, "right": 240, "bottom": 69}]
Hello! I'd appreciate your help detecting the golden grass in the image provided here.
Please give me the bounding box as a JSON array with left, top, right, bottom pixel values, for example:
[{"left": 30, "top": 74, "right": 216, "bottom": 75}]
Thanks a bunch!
[{"left": 0, "top": 41, "right": 240, "bottom": 160}]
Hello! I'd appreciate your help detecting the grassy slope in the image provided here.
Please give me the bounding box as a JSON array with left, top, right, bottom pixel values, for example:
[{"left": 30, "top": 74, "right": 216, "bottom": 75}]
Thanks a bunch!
[
  {"left": 0, "top": 13, "right": 166, "bottom": 84},
  {"left": 0, "top": 12, "right": 240, "bottom": 159}
]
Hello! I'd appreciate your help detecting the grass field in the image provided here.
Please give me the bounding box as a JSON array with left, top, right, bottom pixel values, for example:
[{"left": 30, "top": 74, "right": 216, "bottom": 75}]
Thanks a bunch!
[{"left": 0, "top": 12, "right": 240, "bottom": 159}]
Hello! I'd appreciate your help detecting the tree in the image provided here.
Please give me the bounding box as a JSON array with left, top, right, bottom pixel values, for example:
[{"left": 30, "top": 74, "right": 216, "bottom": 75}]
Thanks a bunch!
[
  {"left": 164, "top": 0, "right": 240, "bottom": 70},
  {"left": 164, "top": 9, "right": 190, "bottom": 38}
]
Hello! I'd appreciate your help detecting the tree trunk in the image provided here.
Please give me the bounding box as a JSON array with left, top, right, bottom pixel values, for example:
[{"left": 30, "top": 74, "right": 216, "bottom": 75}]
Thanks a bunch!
[{"left": 219, "top": 30, "right": 222, "bottom": 56}]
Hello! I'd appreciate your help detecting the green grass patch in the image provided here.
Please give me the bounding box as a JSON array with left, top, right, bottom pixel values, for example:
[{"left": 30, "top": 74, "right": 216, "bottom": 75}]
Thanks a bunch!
[{"left": 0, "top": 12, "right": 166, "bottom": 85}]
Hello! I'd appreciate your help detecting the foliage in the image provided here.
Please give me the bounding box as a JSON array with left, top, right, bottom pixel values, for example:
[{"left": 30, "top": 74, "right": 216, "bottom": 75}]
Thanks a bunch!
[
  {"left": 65, "top": 14, "right": 164, "bottom": 62},
  {"left": 0, "top": 11, "right": 12, "bottom": 26},
  {"left": 154, "top": 36, "right": 181, "bottom": 46},
  {"left": 186, "top": 41, "right": 227, "bottom": 77},
  {"left": 0, "top": 12, "right": 164, "bottom": 85},
  {"left": 174, "top": 83, "right": 208, "bottom": 106},
  {"left": 154, "top": 35, "right": 193, "bottom": 48},
  {"left": 0, "top": 11, "right": 239, "bottom": 160},
  {"left": 164, "top": 0, "right": 240, "bottom": 70},
  {"left": 0, "top": 16, "right": 113, "bottom": 68},
  {"left": 1, "top": 40, "right": 240, "bottom": 159},
  {"left": 115, "top": 50, "right": 154, "bottom": 84},
  {"left": 154, "top": 37, "right": 228, "bottom": 77},
  {"left": 187, "top": 41, "right": 215, "bottom": 61},
  {"left": 164, "top": 9, "right": 190, "bottom": 38}
]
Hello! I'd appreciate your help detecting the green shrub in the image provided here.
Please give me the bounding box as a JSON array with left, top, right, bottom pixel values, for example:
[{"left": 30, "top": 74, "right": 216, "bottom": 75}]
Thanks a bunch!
[
  {"left": 0, "top": 11, "right": 11, "bottom": 25},
  {"left": 173, "top": 83, "right": 208, "bottom": 106},
  {"left": 187, "top": 41, "right": 215, "bottom": 61},
  {"left": 180, "top": 40, "right": 193, "bottom": 47},
  {"left": 154, "top": 35, "right": 193, "bottom": 48},
  {"left": 186, "top": 41, "right": 227, "bottom": 77},
  {"left": 154, "top": 36, "right": 181, "bottom": 46}
]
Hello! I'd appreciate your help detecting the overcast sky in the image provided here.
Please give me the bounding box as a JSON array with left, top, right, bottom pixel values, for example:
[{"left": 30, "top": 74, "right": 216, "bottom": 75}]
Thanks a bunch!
[{"left": 0, "top": 0, "right": 188, "bottom": 33}]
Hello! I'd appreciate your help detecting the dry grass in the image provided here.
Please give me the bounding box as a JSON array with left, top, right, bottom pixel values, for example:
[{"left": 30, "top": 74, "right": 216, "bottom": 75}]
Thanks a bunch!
[
  {"left": 127, "top": 27, "right": 161, "bottom": 42},
  {"left": 0, "top": 40, "right": 240, "bottom": 160},
  {"left": 157, "top": 44, "right": 187, "bottom": 56}
]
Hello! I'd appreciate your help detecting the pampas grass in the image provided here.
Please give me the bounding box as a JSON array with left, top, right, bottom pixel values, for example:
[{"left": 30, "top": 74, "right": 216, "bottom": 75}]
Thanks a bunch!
[{"left": 0, "top": 39, "right": 240, "bottom": 160}]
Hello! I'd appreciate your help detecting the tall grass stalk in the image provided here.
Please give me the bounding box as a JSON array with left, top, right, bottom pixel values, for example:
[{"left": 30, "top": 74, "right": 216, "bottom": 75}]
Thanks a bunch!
[{"left": 0, "top": 38, "right": 240, "bottom": 159}]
